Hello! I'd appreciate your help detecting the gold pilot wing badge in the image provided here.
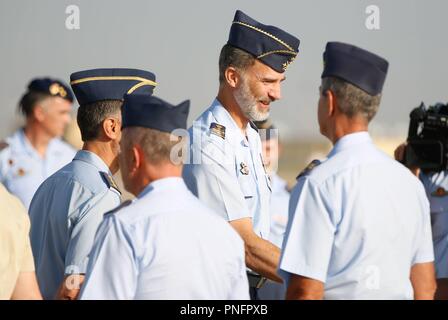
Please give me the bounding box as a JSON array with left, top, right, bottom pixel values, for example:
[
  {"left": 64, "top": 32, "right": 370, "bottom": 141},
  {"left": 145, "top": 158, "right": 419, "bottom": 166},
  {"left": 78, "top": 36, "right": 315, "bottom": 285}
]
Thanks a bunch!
[{"left": 240, "top": 162, "right": 249, "bottom": 175}]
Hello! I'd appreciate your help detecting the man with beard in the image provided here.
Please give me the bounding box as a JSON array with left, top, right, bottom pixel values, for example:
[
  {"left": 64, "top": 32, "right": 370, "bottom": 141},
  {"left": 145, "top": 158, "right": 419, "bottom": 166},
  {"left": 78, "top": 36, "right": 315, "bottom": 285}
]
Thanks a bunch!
[
  {"left": 29, "top": 68, "right": 156, "bottom": 300},
  {"left": 182, "top": 10, "right": 300, "bottom": 299}
]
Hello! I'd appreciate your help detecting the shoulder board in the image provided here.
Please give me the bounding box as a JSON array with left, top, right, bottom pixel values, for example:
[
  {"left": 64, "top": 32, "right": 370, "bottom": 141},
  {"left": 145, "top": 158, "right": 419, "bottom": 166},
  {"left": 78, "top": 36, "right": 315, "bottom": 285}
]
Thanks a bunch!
[
  {"left": 104, "top": 199, "right": 132, "bottom": 216},
  {"left": 296, "top": 159, "right": 321, "bottom": 180},
  {"left": 209, "top": 122, "right": 226, "bottom": 140},
  {"left": 100, "top": 171, "right": 122, "bottom": 195}
]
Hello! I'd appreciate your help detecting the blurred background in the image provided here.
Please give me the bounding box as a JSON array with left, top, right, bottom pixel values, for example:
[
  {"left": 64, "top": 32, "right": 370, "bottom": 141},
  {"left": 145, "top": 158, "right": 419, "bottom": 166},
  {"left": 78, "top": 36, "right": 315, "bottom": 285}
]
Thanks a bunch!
[{"left": 1, "top": 0, "right": 447, "bottom": 188}]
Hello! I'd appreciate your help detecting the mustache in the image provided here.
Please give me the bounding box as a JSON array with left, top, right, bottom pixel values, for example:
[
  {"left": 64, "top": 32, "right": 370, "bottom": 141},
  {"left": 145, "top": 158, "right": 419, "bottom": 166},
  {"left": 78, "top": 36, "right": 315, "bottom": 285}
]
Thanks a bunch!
[{"left": 258, "top": 97, "right": 274, "bottom": 104}]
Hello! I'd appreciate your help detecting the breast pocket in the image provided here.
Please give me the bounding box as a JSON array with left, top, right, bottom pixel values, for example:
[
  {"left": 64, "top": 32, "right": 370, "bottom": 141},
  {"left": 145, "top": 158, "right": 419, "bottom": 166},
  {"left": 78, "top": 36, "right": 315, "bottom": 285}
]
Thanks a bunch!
[{"left": 238, "top": 173, "right": 255, "bottom": 201}]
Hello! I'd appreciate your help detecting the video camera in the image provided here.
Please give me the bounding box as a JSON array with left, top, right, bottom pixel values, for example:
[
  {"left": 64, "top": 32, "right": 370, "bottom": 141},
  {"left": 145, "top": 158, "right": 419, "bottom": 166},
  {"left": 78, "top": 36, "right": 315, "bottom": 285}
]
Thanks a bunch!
[{"left": 405, "top": 102, "right": 448, "bottom": 171}]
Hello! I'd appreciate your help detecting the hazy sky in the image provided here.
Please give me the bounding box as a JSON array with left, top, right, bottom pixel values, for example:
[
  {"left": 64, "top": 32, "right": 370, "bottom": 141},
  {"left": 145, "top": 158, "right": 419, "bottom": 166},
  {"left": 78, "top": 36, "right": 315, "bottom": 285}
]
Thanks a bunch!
[{"left": 1, "top": 0, "right": 447, "bottom": 141}]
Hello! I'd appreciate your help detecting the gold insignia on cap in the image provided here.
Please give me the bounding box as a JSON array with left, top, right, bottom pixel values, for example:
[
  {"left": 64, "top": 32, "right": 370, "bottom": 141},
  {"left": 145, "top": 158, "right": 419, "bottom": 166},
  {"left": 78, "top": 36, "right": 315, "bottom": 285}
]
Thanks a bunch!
[
  {"left": 240, "top": 162, "right": 250, "bottom": 175},
  {"left": 58, "top": 86, "right": 67, "bottom": 97},
  {"left": 49, "top": 83, "right": 68, "bottom": 98},
  {"left": 232, "top": 20, "right": 298, "bottom": 71},
  {"left": 232, "top": 21, "right": 295, "bottom": 52},
  {"left": 432, "top": 187, "right": 448, "bottom": 197},
  {"left": 70, "top": 76, "right": 157, "bottom": 94},
  {"left": 210, "top": 123, "right": 226, "bottom": 139},
  {"left": 257, "top": 50, "right": 297, "bottom": 59},
  {"left": 49, "top": 83, "right": 60, "bottom": 96},
  {"left": 282, "top": 55, "right": 296, "bottom": 71},
  {"left": 17, "top": 168, "right": 26, "bottom": 176}
]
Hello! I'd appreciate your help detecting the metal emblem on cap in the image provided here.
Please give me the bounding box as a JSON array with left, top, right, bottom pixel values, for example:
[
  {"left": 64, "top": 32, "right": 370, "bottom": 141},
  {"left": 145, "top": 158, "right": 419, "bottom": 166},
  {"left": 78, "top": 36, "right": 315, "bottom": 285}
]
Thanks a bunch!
[
  {"left": 282, "top": 55, "right": 296, "bottom": 71},
  {"left": 49, "top": 83, "right": 60, "bottom": 95},
  {"left": 49, "top": 83, "right": 67, "bottom": 98},
  {"left": 59, "top": 86, "right": 67, "bottom": 97}
]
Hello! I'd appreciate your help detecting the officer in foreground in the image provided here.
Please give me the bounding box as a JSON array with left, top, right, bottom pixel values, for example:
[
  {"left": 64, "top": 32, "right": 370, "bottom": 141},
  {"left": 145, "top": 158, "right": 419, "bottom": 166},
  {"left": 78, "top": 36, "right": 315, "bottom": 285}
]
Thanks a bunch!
[
  {"left": 79, "top": 94, "right": 249, "bottom": 300},
  {"left": 182, "top": 9, "right": 300, "bottom": 299},
  {"left": 0, "top": 78, "right": 76, "bottom": 209},
  {"left": 279, "top": 42, "right": 436, "bottom": 299},
  {"left": 29, "top": 68, "right": 157, "bottom": 300}
]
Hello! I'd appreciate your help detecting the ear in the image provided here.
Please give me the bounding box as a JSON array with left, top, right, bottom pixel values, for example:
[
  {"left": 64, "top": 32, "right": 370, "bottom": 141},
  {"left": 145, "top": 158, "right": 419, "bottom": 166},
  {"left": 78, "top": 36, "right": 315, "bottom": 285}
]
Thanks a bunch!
[
  {"left": 224, "top": 66, "right": 240, "bottom": 88},
  {"left": 325, "top": 89, "right": 337, "bottom": 117},
  {"left": 33, "top": 104, "right": 46, "bottom": 122},
  {"left": 102, "top": 117, "right": 121, "bottom": 140},
  {"left": 124, "top": 143, "right": 143, "bottom": 176},
  {"left": 132, "top": 144, "right": 143, "bottom": 173}
]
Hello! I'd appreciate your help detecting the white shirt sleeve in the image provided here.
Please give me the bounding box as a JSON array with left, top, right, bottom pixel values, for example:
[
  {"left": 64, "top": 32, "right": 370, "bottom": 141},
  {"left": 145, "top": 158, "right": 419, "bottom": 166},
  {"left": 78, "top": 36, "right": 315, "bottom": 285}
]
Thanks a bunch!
[
  {"left": 412, "top": 190, "right": 435, "bottom": 265},
  {"left": 79, "top": 214, "right": 138, "bottom": 300},
  {"left": 228, "top": 240, "right": 250, "bottom": 300},
  {"left": 278, "top": 177, "right": 336, "bottom": 284}
]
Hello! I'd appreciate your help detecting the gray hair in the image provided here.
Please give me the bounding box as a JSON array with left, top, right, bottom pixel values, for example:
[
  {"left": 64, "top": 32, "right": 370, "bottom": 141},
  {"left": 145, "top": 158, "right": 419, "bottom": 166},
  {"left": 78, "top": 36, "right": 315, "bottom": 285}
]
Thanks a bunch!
[
  {"left": 122, "top": 127, "right": 186, "bottom": 166},
  {"left": 321, "top": 77, "right": 382, "bottom": 122},
  {"left": 218, "top": 44, "right": 256, "bottom": 84}
]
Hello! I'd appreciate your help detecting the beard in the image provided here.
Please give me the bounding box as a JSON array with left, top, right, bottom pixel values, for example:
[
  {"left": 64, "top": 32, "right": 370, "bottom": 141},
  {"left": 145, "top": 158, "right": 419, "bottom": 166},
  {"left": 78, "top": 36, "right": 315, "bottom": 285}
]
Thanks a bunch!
[{"left": 233, "top": 77, "right": 271, "bottom": 122}]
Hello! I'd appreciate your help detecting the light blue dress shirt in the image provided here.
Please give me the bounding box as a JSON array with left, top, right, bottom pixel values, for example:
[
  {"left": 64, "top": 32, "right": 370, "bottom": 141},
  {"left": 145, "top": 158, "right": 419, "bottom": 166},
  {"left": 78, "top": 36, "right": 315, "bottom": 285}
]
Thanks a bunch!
[
  {"left": 420, "top": 170, "right": 448, "bottom": 279},
  {"left": 0, "top": 129, "right": 76, "bottom": 209},
  {"left": 182, "top": 99, "right": 272, "bottom": 239},
  {"left": 29, "top": 150, "right": 121, "bottom": 299},
  {"left": 279, "top": 132, "right": 434, "bottom": 299},
  {"left": 79, "top": 177, "right": 249, "bottom": 300}
]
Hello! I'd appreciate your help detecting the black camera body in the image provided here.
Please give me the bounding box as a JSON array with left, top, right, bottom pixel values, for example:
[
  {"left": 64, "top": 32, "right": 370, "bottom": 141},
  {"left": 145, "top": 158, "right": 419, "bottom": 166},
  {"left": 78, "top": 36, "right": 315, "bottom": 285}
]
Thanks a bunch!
[{"left": 405, "top": 102, "right": 448, "bottom": 171}]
